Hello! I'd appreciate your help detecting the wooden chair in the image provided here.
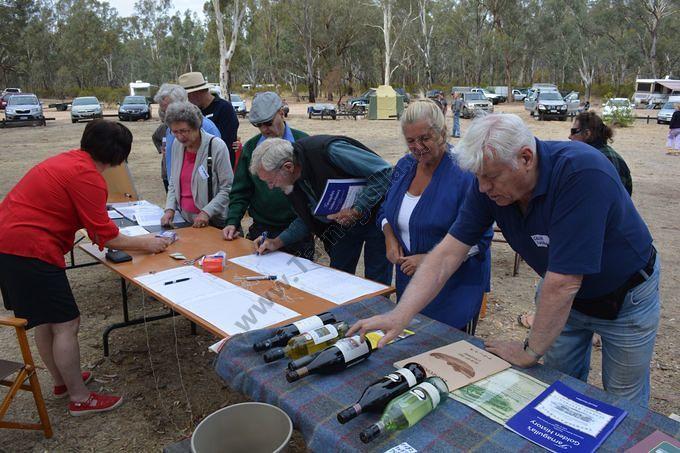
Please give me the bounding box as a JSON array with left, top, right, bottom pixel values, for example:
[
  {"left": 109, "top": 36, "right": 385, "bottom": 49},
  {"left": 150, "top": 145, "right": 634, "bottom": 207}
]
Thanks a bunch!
[{"left": 0, "top": 316, "right": 52, "bottom": 438}]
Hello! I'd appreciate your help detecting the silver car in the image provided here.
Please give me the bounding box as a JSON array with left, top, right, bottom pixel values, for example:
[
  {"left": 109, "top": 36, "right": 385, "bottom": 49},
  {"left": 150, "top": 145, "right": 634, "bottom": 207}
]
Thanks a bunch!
[
  {"left": 461, "top": 92, "right": 493, "bottom": 119},
  {"left": 657, "top": 98, "right": 679, "bottom": 124},
  {"left": 525, "top": 90, "right": 568, "bottom": 121},
  {"left": 4, "top": 94, "right": 45, "bottom": 124},
  {"left": 71, "top": 96, "right": 103, "bottom": 123},
  {"left": 230, "top": 94, "right": 247, "bottom": 118}
]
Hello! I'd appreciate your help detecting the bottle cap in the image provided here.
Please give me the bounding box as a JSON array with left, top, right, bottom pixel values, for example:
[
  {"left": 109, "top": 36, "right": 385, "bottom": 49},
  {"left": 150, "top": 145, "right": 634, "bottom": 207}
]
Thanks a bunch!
[
  {"left": 285, "top": 369, "right": 300, "bottom": 383},
  {"left": 336, "top": 406, "right": 357, "bottom": 424},
  {"left": 263, "top": 348, "right": 285, "bottom": 363},
  {"left": 359, "top": 424, "right": 381, "bottom": 443},
  {"left": 253, "top": 339, "right": 271, "bottom": 352}
]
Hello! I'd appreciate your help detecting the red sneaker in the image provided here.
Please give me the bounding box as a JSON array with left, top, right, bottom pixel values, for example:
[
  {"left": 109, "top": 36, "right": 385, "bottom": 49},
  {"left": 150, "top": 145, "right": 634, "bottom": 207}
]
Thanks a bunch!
[
  {"left": 53, "top": 371, "right": 93, "bottom": 398},
  {"left": 69, "top": 392, "right": 123, "bottom": 416}
]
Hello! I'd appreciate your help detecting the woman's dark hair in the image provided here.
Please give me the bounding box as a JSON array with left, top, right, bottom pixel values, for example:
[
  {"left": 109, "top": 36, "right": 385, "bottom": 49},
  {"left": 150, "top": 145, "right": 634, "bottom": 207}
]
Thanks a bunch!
[
  {"left": 80, "top": 120, "right": 133, "bottom": 166},
  {"left": 574, "top": 111, "right": 613, "bottom": 145}
]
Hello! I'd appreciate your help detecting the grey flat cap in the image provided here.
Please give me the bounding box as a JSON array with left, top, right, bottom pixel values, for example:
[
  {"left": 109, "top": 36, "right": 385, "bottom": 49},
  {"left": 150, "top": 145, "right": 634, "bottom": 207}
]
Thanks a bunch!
[{"left": 250, "top": 92, "right": 283, "bottom": 124}]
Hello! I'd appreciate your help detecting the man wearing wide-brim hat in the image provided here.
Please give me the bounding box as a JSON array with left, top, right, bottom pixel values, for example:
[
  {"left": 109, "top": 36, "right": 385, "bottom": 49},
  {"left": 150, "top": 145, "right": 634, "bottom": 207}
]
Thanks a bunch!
[
  {"left": 179, "top": 71, "right": 239, "bottom": 167},
  {"left": 222, "top": 92, "right": 314, "bottom": 260}
]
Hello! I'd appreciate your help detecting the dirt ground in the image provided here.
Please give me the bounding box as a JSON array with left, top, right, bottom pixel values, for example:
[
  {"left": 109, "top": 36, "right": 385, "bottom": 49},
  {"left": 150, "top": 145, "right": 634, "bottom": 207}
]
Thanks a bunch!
[{"left": 0, "top": 101, "right": 678, "bottom": 452}]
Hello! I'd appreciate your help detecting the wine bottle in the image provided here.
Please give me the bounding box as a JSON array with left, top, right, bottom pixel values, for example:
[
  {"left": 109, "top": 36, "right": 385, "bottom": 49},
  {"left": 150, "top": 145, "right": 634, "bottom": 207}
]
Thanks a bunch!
[
  {"left": 287, "top": 350, "right": 320, "bottom": 371},
  {"left": 336, "top": 362, "right": 426, "bottom": 424},
  {"left": 285, "top": 335, "right": 372, "bottom": 383},
  {"left": 359, "top": 376, "right": 449, "bottom": 443},
  {"left": 263, "top": 321, "right": 349, "bottom": 363},
  {"left": 253, "top": 312, "right": 336, "bottom": 351}
]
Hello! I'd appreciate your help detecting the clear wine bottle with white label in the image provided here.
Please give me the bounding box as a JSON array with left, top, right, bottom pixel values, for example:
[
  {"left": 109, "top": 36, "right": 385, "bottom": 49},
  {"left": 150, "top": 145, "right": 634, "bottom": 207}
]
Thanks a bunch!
[
  {"left": 285, "top": 335, "right": 372, "bottom": 383},
  {"left": 336, "top": 362, "right": 426, "bottom": 424},
  {"left": 263, "top": 321, "right": 349, "bottom": 363},
  {"left": 253, "top": 312, "right": 337, "bottom": 352},
  {"left": 359, "top": 376, "right": 449, "bottom": 443}
]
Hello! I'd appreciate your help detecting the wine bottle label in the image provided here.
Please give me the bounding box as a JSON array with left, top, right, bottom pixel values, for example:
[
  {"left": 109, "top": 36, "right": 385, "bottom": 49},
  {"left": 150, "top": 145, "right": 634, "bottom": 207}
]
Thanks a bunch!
[
  {"left": 393, "top": 368, "right": 417, "bottom": 387},
  {"left": 307, "top": 324, "right": 338, "bottom": 345},
  {"left": 292, "top": 315, "right": 323, "bottom": 334},
  {"left": 413, "top": 382, "right": 441, "bottom": 407},
  {"left": 335, "top": 335, "right": 369, "bottom": 363}
]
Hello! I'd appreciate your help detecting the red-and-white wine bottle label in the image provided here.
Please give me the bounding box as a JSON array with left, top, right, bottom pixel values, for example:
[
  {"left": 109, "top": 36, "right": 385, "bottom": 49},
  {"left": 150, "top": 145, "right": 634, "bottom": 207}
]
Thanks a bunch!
[
  {"left": 414, "top": 382, "right": 440, "bottom": 407},
  {"left": 307, "top": 324, "right": 338, "bottom": 345},
  {"left": 393, "top": 368, "right": 417, "bottom": 387},
  {"left": 292, "top": 315, "right": 324, "bottom": 334},
  {"left": 336, "top": 335, "right": 370, "bottom": 363}
]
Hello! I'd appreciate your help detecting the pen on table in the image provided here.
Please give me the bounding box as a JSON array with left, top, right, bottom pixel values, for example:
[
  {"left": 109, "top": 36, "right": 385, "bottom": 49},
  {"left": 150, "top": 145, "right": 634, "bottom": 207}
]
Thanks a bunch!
[
  {"left": 244, "top": 275, "right": 278, "bottom": 281},
  {"left": 256, "top": 231, "right": 269, "bottom": 255},
  {"left": 164, "top": 277, "right": 191, "bottom": 285}
]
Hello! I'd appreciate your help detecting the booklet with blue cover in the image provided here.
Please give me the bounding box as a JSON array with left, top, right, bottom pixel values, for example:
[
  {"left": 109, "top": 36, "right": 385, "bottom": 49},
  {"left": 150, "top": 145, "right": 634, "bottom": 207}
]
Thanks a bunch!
[
  {"left": 505, "top": 380, "right": 627, "bottom": 452},
  {"left": 313, "top": 178, "right": 367, "bottom": 216}
]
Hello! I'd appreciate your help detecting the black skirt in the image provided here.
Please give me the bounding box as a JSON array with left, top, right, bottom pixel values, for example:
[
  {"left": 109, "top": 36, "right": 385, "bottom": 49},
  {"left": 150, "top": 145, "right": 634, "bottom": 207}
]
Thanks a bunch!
[{"left": 0, "top": 253, "right": 79, "bottom": 329}]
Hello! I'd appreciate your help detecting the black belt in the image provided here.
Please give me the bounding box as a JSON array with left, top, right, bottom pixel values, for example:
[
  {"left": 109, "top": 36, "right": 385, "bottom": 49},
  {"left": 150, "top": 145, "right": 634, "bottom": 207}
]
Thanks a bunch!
[{"left": 572, "top": 247, "right": 656, "bottom": 320}]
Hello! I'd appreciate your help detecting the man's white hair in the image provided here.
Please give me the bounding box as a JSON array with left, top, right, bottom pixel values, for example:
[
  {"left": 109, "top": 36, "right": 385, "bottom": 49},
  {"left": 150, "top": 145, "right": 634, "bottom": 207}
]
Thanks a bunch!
[
  {"left": 455, "top": 113, "right": 535, "bottom": 173},
  {"left": 250, "top": 138, "right": 296, "bottom": 175}
]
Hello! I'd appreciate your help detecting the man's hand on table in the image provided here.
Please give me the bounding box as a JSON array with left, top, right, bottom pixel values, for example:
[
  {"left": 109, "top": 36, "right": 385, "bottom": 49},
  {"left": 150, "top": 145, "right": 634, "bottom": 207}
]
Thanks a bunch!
[
  {"left": 347, "top": 310, "right": 411, "bottom": 348},
  {"left": 485, "top": 338, "right": 539, "bottom": 368},
  {"left": 222, "top": 225, "right": 242, "bottom": 240},
  {"left": 254, "top": 235, "right": 283, "bottom": 255}
]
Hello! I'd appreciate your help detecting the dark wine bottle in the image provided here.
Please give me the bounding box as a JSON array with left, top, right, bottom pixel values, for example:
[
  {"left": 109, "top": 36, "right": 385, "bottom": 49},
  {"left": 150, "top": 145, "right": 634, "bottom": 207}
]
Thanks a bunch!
[
  {"left": 336, "top": 362, "right": 426, "bottom": 424},
  {"left": 359, "top": 376, "right": 449, "bottom": 443},
  {"left": 263, "top": 322, "right": 349, "bottom": 363},
  {"left": 252, "top": 312, "right": 336, "bottom": 352},
  {"left": 285, "top": 335, "right": 372, "bottom": 383}
]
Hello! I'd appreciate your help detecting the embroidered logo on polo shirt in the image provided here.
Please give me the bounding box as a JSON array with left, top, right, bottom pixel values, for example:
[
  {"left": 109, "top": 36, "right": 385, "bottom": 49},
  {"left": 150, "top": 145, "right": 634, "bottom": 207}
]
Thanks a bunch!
[{"left": 531, "top": 234, "right": 550, "bottom": 248}]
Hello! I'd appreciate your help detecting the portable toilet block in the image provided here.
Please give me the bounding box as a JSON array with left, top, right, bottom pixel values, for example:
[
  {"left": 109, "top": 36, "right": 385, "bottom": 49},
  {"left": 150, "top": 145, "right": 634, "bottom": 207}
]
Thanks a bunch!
[{"left": 368, "top": 85, "right": 403, "bottom": 120}]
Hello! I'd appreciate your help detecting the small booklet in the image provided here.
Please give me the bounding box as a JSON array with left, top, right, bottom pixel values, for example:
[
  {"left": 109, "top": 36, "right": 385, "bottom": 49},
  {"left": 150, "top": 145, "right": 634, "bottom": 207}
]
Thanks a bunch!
[
  {"left": 394, "top": 340, "right": 511, "bottom": 392},
  {"left": 624, "top": 430, "right": 680, "bottom": 453},
  {"left": 313, "top": 178, "right": 366, "bottom": 216},
  {"left": 505, "top": 380, "right": 627, "bottom": 452}
]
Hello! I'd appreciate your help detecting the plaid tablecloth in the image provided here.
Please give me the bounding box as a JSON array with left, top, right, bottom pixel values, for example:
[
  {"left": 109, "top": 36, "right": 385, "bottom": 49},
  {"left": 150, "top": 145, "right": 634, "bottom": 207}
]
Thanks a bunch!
[{"left": 215, "top": 296, "right": 679, "bottom": 452}]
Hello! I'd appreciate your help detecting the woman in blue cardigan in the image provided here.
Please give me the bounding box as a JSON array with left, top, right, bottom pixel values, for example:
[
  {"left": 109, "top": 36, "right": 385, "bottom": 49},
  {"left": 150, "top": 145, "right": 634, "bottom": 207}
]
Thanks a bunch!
[{"left": 378, "top": 99, "right": 492, "bottom": 333}]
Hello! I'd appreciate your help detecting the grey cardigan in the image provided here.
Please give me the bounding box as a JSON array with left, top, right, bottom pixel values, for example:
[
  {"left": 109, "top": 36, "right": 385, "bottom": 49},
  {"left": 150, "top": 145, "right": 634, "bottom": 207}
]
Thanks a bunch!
[{"left": 165, "top": 130, "right": 233, "bottom": 222}]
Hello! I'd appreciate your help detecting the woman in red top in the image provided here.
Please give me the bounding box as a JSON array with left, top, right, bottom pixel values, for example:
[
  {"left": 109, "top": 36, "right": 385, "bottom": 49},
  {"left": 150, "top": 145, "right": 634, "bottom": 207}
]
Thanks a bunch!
[{"left": 0, "top": 120, "right": 171, "bottom": 416}]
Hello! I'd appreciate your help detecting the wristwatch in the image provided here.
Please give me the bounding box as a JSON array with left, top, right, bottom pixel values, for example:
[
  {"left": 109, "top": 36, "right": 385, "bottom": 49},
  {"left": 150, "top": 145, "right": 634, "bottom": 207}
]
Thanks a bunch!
[{"left": 523, "top": 337, "right": 543, "bottom": 362}]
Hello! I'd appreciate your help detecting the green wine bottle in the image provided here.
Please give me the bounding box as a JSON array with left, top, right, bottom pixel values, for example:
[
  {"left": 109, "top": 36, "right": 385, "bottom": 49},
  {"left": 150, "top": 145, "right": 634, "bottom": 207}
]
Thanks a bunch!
[
  {"left": 359, "top": 376, "right": 449, "bottom": 444},
  {"left": 263, "top": 321, "right": 349, "bottom": 363}
]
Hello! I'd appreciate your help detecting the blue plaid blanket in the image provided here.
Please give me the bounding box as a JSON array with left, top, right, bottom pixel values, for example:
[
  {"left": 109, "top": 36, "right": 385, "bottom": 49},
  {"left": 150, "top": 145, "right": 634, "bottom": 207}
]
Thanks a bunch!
[{"left": 215, "top": 296, "right": 679, "bottom": 452}]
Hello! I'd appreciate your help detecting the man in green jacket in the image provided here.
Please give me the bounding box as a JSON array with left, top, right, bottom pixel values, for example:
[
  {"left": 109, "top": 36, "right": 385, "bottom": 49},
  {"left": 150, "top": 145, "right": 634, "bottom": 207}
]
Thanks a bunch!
[{"left": 222, "top": 92, "right": 314, "bottom": 259}]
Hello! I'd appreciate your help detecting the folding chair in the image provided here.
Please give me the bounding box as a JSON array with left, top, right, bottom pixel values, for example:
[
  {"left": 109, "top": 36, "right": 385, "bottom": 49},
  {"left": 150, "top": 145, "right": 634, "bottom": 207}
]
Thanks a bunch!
[
  {"left": 492, "top": 225, "right": 522, "bottom": 276},
  {"left": 0, "top": 316, "right": 52, "bottom": 438}
]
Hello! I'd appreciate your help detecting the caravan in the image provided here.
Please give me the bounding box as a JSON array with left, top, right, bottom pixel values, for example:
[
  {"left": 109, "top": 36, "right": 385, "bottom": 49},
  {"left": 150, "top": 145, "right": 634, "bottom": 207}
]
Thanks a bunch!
[{"left": 633, "top": 78, "right": 680, "bottom": 108}]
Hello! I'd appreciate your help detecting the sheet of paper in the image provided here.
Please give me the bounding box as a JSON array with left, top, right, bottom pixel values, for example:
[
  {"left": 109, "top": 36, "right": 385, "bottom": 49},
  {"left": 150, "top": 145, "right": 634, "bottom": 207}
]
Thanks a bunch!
[
  {"left": 290, "top": 266, "right": 388, "bottom": 304},
  {"left": 450, "top": 368, "right": 548, "bottom": 424},
  {"left": 107, "top": 210, "right": 124, "bottom": 219},
  {"left": 119, "top": 225, "right": 150, "bottom": 237},
  {"left": 134, "top": 266, "right": 300, "bottom": 335},
  {"left": 229, "top": 251, "right": 322, "bottom": 279},
  {"left": 395, "top": 340, "right": 511, "bottom": 392},
  {"left": 133, "top": 204, "right": 167, "bottom": 227},
  {"left": 535, "top": 390, "right": 614, "bottom": 437}
]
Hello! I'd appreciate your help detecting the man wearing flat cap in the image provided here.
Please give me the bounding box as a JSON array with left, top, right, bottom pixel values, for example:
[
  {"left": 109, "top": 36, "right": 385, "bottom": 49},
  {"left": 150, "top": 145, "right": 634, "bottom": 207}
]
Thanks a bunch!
[
  {"left": 179, "top": 71, "right": 239, "bottom": 167},
  {"left": 222, "top": 92, "right": 314, "bottom": 260}
]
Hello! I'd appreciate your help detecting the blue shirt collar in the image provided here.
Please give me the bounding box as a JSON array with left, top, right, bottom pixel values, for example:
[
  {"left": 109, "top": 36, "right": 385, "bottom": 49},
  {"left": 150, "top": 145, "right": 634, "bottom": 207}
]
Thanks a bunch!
[{"left": 256, "top": 123, "right": 295, "bottom": 146}]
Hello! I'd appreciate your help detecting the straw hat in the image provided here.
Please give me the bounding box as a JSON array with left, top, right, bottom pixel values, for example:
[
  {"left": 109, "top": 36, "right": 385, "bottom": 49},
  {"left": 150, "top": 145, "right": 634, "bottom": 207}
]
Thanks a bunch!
[{"left": 178, "top": 72, "right": 210, "bottom": 93}]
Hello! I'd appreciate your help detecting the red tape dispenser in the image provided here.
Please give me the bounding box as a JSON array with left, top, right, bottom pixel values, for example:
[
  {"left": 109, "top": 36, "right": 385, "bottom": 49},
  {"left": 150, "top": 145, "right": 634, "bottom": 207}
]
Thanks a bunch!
[{"left": 201, "top": 251, "right": 226, "bottom": 273}]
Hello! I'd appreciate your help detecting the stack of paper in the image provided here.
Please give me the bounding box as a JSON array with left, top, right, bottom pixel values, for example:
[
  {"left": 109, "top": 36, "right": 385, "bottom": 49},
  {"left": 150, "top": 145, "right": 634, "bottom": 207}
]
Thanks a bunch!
[
  {"left": 229, "top": 251, "right": 389, "bottom": 304},
  {"left": 135, "top": 266, "right": 300, "bottom": 335},
  {"left": 110, "top": 200, "right": 184, "bottom": 226}
]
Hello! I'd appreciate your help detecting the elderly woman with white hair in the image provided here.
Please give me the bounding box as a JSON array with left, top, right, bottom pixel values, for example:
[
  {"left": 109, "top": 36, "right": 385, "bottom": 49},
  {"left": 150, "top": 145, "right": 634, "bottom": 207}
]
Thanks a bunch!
[
  {"left": 160, "top": 101, "right": 233, "bottom": 228},
  {"left": 377, "top": 99, "right": 492, "bottom": 332},
  {"left": 153, "top": 83, "right": 221, "bottom": 192},
  {"left": 350, "top": 113, "right": 659, "bottom": 408}
]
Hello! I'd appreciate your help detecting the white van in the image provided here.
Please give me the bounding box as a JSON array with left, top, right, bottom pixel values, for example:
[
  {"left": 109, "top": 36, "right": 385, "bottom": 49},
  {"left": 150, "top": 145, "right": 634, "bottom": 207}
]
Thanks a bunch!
[{"left": 633, "top": 78, "right": 680, "bottom": 108}]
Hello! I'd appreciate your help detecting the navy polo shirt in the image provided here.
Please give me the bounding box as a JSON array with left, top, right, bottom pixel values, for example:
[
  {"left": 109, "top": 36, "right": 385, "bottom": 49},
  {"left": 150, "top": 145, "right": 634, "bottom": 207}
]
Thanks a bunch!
[{"left": 449, "top": 139, "right": 653, "bottom": 299}]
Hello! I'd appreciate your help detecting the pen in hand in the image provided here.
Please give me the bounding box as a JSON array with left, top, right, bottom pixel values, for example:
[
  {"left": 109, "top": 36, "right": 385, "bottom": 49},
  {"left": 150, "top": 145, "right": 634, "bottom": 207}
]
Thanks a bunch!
[{"left": 256, "top": 231, "right": 269, "bottom": 255}]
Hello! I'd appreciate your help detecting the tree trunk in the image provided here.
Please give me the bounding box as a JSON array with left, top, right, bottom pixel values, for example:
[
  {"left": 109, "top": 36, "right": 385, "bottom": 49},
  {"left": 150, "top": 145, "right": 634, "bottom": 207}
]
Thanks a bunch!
[
  {"left": 213, "top": 0, "right": 246, "bottom": 98},
  {"left": 383, "top": 0, "right": 393, "bottom": 86}
]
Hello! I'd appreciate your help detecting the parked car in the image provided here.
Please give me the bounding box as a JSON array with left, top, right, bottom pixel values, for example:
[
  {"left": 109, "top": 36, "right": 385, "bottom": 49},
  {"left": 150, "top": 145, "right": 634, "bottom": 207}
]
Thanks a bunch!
[
  {"left": 117, "top": 96, "right": 151, "bottom": 121},
  {"left": 487, "top": 86, "right": 508, "bottom": 103},
  {"left": 512, "top": 89, "right": 527, "bottom": 101},
  {"left": 602, "top": 98, "right": 633, "bottom": 121},
  {"left": 524, "top": 90, "right": 568, "bottom": 120},
  {"left": 0, "top": 93, "right": 17, "bottom": 110},
  {"left": 1, "top": 87, "right": 21, "bottom": 96},
  {"left": 230, "top": 94, "right": 247, "bottom": 117},
  {"left": 563, "top": 91, "right": 581, "bottom": 116},
  {"left": 450, "top": 86, "right": 472, "bottom": 96},
  {"left": 3, "top": 93, "right": 45, "bottom": 124},
  {"left": 471, "top": 87, "right": 501, "bottom": 105},
  {"left": 348, "top": 89, "right": 375, "bottom": 111},
  {"left": 307, "top": 103, "right": 337, "bottom": 119},
  {"left": 461, "top": 92, "right": 493, "bottom": 119},
  {"left": 71, "top": 96, "right": 103, "bottom": 123},
  {"left": 657, "top": 96, "right": 680, "bottom": 124}
]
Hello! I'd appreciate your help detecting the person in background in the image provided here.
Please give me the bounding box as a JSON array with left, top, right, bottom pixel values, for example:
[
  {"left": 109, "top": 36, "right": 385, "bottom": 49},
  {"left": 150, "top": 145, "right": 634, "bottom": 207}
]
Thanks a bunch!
[
  {"left": 350, "top": 113, "right": 660, "bottom": 408},
  {"left": 153, "top": 84, "right": 221, "bottom": 191},
  {"left": 379, "top": 99, "right": 492, "bottom": 332},
  {"left": 223, "top": 92, "right": 314, "bottom": 259},
  {"left": 151, "top": 123, "right": 168, "bottom": 191},
  {"left": 0, "top": 120, "right": 171, "bottom": 416},
  {"left": 179, "top": 72, "right": 239, "bottom": 167},
  {"left": 451, "top": 92, "right": 463, "bottom": 138},
  {"left": 667, "top": 103, "right": 680, "bottom": 155},
  {"left": 250, "top": 136, "right": 393, "bottom": 285},
  {"left": 161, "top": 102, "right": 233, "bottom": 229},
  {"left": 438, "top": 92, "right": 448, "bottom": 116}
]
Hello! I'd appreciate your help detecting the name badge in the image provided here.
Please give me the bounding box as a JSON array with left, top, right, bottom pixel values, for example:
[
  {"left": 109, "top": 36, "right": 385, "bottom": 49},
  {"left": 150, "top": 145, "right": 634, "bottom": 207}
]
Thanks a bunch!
[
  {"left": 531, "top": 234, "right": 550, "bottom": 248},
  {"left": 198, "top": 165, "right": 209, "bottom": 180}
]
